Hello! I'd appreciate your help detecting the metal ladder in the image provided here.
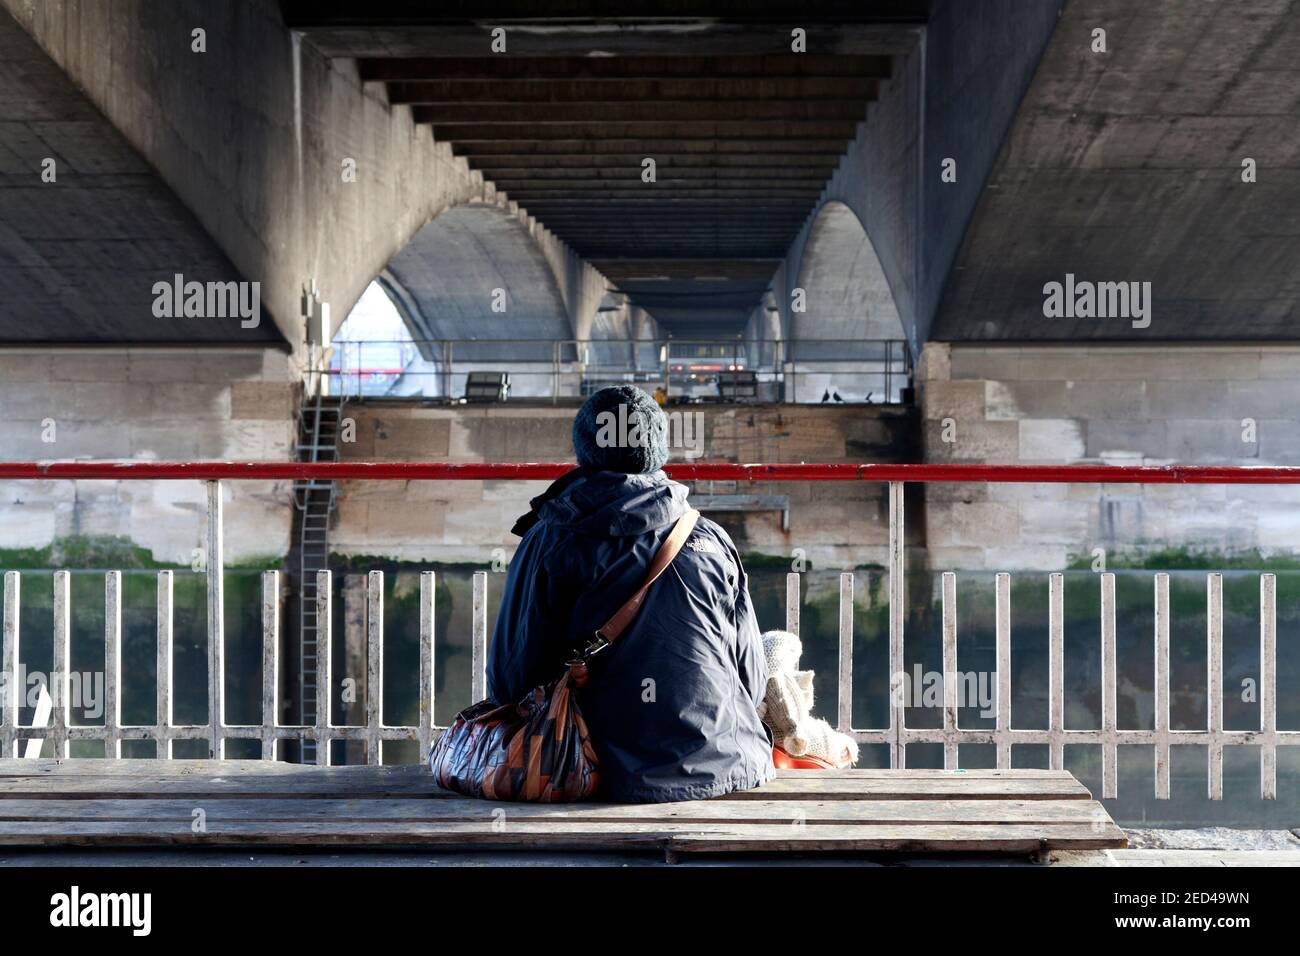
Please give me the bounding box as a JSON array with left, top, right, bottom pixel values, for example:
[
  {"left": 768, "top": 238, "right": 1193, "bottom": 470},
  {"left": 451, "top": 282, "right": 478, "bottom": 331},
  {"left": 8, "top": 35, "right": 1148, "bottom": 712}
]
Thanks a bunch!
[{"left": 293, "top": 391, "right": 342, "bottom": 764}]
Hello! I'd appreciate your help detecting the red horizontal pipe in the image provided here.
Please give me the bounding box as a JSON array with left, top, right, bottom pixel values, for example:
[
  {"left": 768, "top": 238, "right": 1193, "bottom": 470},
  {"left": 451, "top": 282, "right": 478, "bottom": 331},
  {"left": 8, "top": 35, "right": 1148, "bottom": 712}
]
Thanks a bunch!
[{"left": 0, "top": 461, "right": 1298, "bottom": 484}]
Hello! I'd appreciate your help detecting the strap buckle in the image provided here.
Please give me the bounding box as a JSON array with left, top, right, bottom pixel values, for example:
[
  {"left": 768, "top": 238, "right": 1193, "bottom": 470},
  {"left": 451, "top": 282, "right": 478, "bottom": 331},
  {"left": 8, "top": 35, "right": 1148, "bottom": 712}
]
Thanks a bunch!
[{"left": 578, "top": 631, "right": 610, "bottom": 662}]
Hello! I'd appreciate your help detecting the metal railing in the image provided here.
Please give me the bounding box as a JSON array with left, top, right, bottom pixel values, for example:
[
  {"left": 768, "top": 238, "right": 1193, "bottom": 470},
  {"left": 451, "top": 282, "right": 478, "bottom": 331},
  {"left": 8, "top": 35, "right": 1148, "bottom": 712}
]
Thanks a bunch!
[
  {"left": 321, "top": 337, "right": 912, "bottom": 404},
  {"left": 0, "top": 461, "right": 1297, "bottom": 802}
]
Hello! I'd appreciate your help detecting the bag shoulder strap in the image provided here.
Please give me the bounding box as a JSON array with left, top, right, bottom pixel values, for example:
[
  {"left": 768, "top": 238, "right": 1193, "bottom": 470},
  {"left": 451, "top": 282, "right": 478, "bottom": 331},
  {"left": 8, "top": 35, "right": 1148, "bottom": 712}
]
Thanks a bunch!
[{"left": 595, "top": 508, "right": 700, "bottom": 644}]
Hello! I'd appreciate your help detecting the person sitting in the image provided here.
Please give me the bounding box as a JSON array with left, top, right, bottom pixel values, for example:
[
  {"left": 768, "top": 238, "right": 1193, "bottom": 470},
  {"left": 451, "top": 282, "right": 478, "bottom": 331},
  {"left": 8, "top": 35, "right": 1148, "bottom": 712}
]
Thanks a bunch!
[{"left": 486, "top": 385, "right": 776, "bottom": 802}]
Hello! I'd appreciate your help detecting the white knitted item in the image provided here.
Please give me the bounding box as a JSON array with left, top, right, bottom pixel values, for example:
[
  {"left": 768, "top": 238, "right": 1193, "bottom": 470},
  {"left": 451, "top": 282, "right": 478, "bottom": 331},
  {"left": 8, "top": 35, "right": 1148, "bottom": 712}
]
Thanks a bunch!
[{"left": 759, "top": 630, "right": 858, "bottom": 767}]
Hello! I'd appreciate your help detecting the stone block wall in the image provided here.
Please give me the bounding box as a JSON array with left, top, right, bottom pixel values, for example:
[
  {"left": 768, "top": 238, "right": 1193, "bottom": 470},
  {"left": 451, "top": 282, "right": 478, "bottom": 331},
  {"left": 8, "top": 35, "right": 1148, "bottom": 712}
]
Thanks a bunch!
[
  {"left": 919, "top": 343, "right": 1300, "bottom": 570},
  {"left": 332, "top": 401, "right": 919, "bottom": 567},
  {"left": 0, "top": 348, "right": 295, "bottom": 564}
]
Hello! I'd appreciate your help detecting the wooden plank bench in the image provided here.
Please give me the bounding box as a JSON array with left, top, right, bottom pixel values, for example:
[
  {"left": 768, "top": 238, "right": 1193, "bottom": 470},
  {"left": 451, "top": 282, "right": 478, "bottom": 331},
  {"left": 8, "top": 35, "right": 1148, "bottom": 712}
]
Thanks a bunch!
[{"left": 0, "top": 759, "right": 1126, "bottom": 862}]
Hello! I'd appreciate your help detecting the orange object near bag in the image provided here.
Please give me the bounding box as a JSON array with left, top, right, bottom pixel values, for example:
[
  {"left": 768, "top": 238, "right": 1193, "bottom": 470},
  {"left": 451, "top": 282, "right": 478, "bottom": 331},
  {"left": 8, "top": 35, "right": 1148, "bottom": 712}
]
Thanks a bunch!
[{"left": 771, "top": 746, "right": 838, "bottom": 771}]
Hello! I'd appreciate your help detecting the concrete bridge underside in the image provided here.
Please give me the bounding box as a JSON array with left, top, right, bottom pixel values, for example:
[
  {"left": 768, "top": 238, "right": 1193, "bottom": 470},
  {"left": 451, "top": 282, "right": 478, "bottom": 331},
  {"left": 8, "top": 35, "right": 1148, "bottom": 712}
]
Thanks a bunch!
[{"left": 1, "top": 0, "right": 1298, "bottom": 356}]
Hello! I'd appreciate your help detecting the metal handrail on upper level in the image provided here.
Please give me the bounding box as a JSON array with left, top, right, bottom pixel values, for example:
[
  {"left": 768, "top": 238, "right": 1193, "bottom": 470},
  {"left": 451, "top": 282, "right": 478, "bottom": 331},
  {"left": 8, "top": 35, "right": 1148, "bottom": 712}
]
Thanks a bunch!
[
  {"left": 320, "top": 337, "right": 912, "bottom": 404},
  {"left": 0, "top": 461, "right": 1297, "bottom": 803}
]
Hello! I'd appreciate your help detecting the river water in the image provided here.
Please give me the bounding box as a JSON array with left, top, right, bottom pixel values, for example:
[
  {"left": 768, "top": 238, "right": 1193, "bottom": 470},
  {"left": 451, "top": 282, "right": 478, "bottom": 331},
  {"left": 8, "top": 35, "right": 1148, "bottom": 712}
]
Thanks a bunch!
[{"left": 9, "top": 566, "right": 1298, "bottom": 827}]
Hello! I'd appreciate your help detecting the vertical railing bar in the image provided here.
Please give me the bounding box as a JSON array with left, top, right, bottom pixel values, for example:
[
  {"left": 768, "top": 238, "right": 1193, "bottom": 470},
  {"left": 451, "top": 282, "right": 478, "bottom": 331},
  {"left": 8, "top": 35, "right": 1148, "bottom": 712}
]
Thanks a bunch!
[
  {"left": 1154, "top": 573, "right": 1171, "bottom": 800},
  {"left": 104, "top": 571, "right": 121, "bottom": 759},
  {"left": 205, "top": 480, "right": 224, "bottom": 759},
  {"left": 261, "top": 571, "right": 280, "bottom": 762},
  {"left": 1048, "top": 572, "right": 1064, "bottom": 772},
  {"left": 837, "top": 571, "right": 853, "bottom": 734},
  {"left": 785, "top": 572, "right": 800, "bottom": 636},
  {"left": 941, "top": 571, "right": 958, "bottom": 771},
  {"left": 366, "top": 570, "right": 384, "bottom": 766},
  {"left": 315, "top": 570, "right": 332, "bottom": 766},
  {"left": 157, "top": 570, "right": 173, "bottom": 760},
  {"left": 1100, "top": 572, "right": 1117, "bottom": 800},
  {"left": 52, "top": 571, "right": 70, "bottom": 759},
  {"left": 995, "top": 572, "right": 1011, "bottom": 770},
  {"left": 1207, "top": 573, "right": 1223, "bottom": 800},
  {"left": 1260, "top": 573, "right": 1277, "bottom": 800},
  {"left": 471, "top": 571, "right": 487, "bottom": 703},
  {"left": 2, "top": 571, "right": 19, "bottom": 758},
  {"left": 419, "top": 571, "right": 436, "bottom": 755},
  {"left": 888, "top": 480, "right": 905, "bottom": 769}
]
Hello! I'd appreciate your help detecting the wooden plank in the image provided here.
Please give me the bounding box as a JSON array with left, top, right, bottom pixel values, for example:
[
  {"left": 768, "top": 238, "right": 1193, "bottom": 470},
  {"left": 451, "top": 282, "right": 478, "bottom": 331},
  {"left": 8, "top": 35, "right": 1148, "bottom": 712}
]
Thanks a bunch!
[
  {"left": 1154, "top": 573, "right": 1170, "bottom": 799},
  {"left": 0, "top": 820, "right": 1125, "bottom": 852},
  {"left": 2, "top": 572, "right": 19, "bottom": 758},
  {"left": 261, "top": 571, "right": 279, "bottom": 762},
  {"left": 0, "top": 764, "right": 377, "bottom": 780},
  {"left": 367, "top": 570, "right": 383, "bottom": 766},
  {"left": 888, "top": 480, "right": 904, "bottom": 768},
  {"left": 205, "top": 480, "right": 224, "bottom": 760},
  {"left": 52, "top": 571, "right": 70, "bottom": 758},
  {"left": 838, "top": 572, "right": 852, "bottom": 733},
  {"left": 785, "top": 572, "right": 799, "bottom": 635},
  {"left": 419, "top": 572, "right": 435, "bottom": 758},
  {"left": 316, "top": 570, "right": 332, "bottom": 764},
  {"left": 0, "top": 797, "right": 1113, "bottom": 826},
  {"left": 728, "top": 775, "right": 1091, "bottom": 800},
  {"left": 1100, "top": 572, "right": 1117, "bottom": 799},
  {"left": 1207, "top": 573, "right": 1223, "bottom": 800},
  {"left": 995, "top": 572, "right": 1011, "bottom": 770},
  {"left": 471, "top": 572, "right": 487, "bottom": 702},
  {"left": 0, "top": 771, "right": 1092, "bottom": 802},
  {"left": 0, "top": 776, "right": 1090, "bottom": 801},
  {"left": 1048, "top": 572, "right": 1064, "bottom": 771},
  {"left": 156, "top": 571, "right": 173, "bottom": 760},
  {"left": 104, "top": 572, "right": 122, "bottom": 758},
  {"left": 0, "top": 760, "right": 1092, "bottom": 779},
  {"left": 1260, "top": 573, "right": 1276, "bottom": 800},
  {"left": 0, "top": 770, "right": 1097, "bottom": 801},
  {"left": 669, "top": 823, "right": 1126, "bottom": 854},
  {"left": 0, "top": 758, "right": 1124, "bottom": 854},
  {"left": 941, "top": 571, "right": 958, "bottom": 770}
]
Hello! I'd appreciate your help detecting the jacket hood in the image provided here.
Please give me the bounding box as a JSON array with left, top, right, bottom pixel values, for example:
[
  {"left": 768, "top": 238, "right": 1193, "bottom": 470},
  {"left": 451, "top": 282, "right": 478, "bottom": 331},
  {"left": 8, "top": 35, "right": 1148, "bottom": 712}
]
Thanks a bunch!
[{"left": 537, "top": 469, "right": 688, "bottom": 537}]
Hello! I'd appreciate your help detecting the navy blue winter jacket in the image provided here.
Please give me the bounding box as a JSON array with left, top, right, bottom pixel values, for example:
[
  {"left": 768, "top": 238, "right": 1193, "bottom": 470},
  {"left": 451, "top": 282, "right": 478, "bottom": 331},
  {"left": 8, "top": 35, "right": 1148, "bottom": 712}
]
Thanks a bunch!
[{"left": 486, "top": 468, "right": 776, "bottom": 802}]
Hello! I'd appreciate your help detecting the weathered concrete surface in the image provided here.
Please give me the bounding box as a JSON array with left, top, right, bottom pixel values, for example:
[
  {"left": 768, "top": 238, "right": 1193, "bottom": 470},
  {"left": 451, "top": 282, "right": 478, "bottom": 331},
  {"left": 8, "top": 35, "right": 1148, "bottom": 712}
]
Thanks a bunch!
[
  {"left": 382, "top": 203, "right": 583, "bottom": 344},
  {"left": 331, "top": 402, "right": 918, "bottom": 565},
  {"left": 0, "top": 13, "right": 281, "bottom": 344},
  {"left": 933, "top": 0, "right": 1300, "bottom": 341},
  {"left": 0, "top": 0, "right": 614, "bottom": 352},
  {"left": 777, "top": 0, "right": 1064, "bottom": 351},
  {"left": 791, "top": 201, "right": 905, "bottom": 343},
  {"left": 0, "top": 348, "right": 295, "bottom": 563},
  {"left": 919, "top": 341, "right": 1300, "bottom": 569}
]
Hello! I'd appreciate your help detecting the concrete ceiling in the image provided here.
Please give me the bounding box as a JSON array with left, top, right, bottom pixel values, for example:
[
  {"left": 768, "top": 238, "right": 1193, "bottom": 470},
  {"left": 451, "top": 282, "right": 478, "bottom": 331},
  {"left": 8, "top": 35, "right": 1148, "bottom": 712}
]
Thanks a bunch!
[
  {"left": 0, "top": 11, "right": 284, "bottom": 345},
  {"left": 382, "top": 202, "right": 574, "bottom": 350},
  {"left": 283, "top": 1, "right": 928, "bottom": 335},
  {"left": 932, "top": 0, "right": 1300, "bottom": 342}
]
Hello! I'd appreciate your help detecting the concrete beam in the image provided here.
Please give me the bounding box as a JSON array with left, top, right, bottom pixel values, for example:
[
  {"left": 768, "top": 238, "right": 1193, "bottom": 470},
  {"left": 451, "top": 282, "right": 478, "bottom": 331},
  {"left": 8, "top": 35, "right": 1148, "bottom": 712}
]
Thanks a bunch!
[
  {"left": 427, "top": 120, "right": 864, "bottom": 139},
  {"left": 361, "top": 54, "right": 892, "bottom": 82},
  {"left": 387, "top": 78, "right": 879, "bottom": 104},
  {"left": 284, "top": 4, "right": 924, "bottom": 57},
  {"left": 931, "top": 0, "right": 1300, "bottom": 342},
  {"left": 469, "top": 155, "right": 845, "bottom": 171},
  {"left": 418, "top": 101, "right": 871, "bottom": 124},
  {"left": 454, "top": 139, "right": 852, "bottom": 156},
  {"left": 501, "top": 185, "right": 825, "bottom": 198},
  {"left": 0, "top": 12, "right": 284, "bottom": 345}
]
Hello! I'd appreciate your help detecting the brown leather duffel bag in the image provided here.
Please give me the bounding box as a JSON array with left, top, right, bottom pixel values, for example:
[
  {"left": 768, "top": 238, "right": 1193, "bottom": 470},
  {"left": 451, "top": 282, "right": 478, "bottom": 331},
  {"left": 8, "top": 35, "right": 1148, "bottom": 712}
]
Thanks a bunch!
[{"left": 429, "top": 508, "right": 699, "bottom": 801}]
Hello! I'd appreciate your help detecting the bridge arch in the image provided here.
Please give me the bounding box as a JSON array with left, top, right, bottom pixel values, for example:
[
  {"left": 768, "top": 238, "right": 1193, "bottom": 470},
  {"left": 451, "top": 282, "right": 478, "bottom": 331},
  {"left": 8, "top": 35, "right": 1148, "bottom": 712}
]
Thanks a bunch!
[{"left": 792, "top": 200, "right": 905, "bottom": 344}]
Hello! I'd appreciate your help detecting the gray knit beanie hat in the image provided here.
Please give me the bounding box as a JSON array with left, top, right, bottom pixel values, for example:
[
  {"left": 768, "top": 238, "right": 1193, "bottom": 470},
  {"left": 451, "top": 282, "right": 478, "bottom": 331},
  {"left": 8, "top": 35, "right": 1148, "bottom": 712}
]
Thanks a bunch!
[{"left": 571, "top": 385, "right": 669, "bottom": 474}]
